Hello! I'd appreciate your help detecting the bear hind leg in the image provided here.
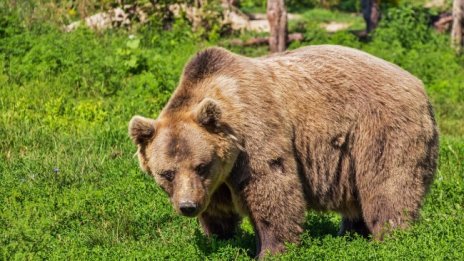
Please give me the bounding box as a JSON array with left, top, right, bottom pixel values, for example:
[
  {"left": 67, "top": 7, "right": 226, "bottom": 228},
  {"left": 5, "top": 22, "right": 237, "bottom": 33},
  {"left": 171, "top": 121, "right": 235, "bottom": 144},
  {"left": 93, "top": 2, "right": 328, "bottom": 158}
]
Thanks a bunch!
[{"left": 361, "top": 193, "right": 416, "bottom": 240}]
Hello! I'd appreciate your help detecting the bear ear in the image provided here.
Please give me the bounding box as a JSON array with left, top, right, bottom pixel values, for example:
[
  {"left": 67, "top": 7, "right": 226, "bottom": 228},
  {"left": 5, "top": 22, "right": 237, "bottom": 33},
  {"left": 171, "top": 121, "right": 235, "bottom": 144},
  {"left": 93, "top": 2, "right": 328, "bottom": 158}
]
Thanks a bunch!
[
  {"left": 128, "top": 115, "right": 156, "bottom": 145},
  {"left": 195, "top": 98, "right": 222, "bottom": 129}
]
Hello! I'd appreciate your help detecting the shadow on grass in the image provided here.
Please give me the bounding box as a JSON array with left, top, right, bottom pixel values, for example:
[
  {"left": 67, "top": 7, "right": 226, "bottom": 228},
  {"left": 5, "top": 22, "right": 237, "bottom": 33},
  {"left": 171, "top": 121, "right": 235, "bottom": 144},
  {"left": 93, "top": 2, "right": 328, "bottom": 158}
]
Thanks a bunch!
[
  {"left": 194, "top": 212, "right": 346, "bottom": 258},
  {"left": 303, "top": 212, "right": 340, "bottom": 238},
  {"left": 194, "top": 227, "right": 256, "bottom": 258}
]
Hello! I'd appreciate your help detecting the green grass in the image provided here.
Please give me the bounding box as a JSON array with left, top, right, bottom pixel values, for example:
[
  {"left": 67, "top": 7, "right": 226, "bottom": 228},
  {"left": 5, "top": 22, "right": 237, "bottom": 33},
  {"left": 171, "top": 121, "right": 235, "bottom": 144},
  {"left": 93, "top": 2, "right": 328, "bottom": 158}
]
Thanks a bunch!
[{"left": 1, "top": 4, "right": 464, "bottom": 260}]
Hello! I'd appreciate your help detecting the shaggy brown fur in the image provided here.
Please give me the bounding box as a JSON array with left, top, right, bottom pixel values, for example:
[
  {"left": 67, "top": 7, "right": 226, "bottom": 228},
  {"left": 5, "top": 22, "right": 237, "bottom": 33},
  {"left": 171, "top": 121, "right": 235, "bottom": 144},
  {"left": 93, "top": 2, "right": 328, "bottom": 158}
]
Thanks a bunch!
[{"left": 129, "top": 45, "right": 439, "bottom": 258}]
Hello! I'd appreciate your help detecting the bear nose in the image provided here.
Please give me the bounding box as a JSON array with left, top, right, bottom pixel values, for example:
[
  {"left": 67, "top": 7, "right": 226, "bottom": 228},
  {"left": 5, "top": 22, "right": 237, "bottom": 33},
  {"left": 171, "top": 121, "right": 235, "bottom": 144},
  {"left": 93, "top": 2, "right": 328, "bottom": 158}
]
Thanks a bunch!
[{"left": 179, "top": 201, "right": 198, "bottom": 216}]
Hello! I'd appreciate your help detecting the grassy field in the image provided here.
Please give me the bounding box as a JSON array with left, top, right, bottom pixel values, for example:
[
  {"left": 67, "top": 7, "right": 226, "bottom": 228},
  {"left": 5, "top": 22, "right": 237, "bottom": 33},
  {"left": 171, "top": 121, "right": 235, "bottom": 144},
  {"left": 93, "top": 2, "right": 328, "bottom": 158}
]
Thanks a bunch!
[{"left": 1, "top": 2, "right": 464, "bottom": 260}]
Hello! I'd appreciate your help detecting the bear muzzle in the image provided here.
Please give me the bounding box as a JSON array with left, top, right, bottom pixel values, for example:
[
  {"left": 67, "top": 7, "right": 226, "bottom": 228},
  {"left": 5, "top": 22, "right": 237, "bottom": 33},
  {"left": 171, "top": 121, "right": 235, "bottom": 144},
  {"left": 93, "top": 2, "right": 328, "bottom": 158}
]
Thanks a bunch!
[{"left": 178, "top": 200, "right": 199, "bottom": 217}]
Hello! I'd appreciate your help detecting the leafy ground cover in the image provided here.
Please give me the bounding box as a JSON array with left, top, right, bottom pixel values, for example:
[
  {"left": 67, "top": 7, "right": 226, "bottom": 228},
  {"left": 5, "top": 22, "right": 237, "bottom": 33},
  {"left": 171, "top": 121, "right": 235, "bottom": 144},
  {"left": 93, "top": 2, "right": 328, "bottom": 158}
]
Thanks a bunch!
[{"left": 1, "top": 3, "right": 463, "bottom": 260}]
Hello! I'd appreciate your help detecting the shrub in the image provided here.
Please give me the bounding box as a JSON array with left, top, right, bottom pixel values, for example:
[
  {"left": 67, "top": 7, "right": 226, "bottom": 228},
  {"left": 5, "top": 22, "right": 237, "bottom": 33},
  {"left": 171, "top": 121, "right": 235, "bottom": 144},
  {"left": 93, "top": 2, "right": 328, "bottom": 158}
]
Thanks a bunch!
[{"left": 374, "top": 5, "right": 432, "bottom": 49}]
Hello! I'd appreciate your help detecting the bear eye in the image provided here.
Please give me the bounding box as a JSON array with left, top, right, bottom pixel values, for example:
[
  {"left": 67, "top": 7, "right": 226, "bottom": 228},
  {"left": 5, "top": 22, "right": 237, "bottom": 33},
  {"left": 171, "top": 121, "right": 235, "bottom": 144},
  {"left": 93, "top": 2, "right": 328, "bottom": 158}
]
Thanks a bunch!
[
  {"left": 159, "top": 170, "right": 175, "bottom": 182},
  {"left": 195, "top": 163, "right": 210, "bottom": 177}
]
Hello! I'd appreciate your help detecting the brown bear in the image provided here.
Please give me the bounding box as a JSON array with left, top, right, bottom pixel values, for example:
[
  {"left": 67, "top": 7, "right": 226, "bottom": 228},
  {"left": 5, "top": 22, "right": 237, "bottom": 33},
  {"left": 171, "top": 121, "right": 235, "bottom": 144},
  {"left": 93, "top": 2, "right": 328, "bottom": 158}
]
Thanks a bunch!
[{"left": 128, "top": 45, "right": 439, "bottom": 258}]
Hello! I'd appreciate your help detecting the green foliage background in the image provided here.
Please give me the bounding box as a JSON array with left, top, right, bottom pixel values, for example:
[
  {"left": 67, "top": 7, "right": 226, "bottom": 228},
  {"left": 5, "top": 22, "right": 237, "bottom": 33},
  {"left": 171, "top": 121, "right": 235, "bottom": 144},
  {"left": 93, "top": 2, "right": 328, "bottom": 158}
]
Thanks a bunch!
[{"left": 1, "top": 1, "right": 463, "bottom": 260}]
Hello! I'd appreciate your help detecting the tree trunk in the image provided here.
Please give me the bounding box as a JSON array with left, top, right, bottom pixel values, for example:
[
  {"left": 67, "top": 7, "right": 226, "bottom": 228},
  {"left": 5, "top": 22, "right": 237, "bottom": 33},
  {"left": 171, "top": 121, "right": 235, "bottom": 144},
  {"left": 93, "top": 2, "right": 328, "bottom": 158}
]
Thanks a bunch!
[
  {"left": 222, "top": 0, "right": 239, "bottom": 6},
  {"left": 361, "top": 0, "right": 380, "bottom": 34},
  {"left": 320, "top": 1, "right": 330, "bottom": 9},
  {"left": 451, "top": 0, "right": 464, "bottom": 52},
  {"left": 78, "top": 0, "right": 89, "bottom": 19},
  {"left": 267, "top": 0, "right": 288, "bottom": 53}
]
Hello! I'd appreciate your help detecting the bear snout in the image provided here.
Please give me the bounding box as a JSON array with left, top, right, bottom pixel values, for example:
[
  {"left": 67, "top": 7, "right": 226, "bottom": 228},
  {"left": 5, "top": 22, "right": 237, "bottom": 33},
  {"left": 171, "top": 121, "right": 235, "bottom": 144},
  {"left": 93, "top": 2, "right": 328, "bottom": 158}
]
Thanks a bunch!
[{"left": 179, "top": 201, "right": 199, "bottom": 217}]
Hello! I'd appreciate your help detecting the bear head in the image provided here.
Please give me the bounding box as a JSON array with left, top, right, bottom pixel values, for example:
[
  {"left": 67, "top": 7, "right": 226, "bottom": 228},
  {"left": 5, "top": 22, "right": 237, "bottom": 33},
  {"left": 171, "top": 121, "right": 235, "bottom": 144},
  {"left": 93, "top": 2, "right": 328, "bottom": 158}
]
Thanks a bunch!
[{"left": 129, "top": 98, "right": 241, "bottom": 217}]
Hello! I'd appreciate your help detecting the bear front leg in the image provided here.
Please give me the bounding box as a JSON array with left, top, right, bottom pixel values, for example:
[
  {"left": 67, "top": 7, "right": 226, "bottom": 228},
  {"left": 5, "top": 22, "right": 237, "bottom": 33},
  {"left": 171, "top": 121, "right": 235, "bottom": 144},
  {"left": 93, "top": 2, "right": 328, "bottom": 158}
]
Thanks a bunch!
[
  {"left": 241, "top": 174, "right": 306, "bottom": 258},
  {"left": 338, "top": 217, "right": 370, "bottom": 237},
  {"left": 198, "top": 184, "right": 241, "bottom": 239},
  {"left": 199, "top": 211, "right": 241, "bottom": 240}
]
